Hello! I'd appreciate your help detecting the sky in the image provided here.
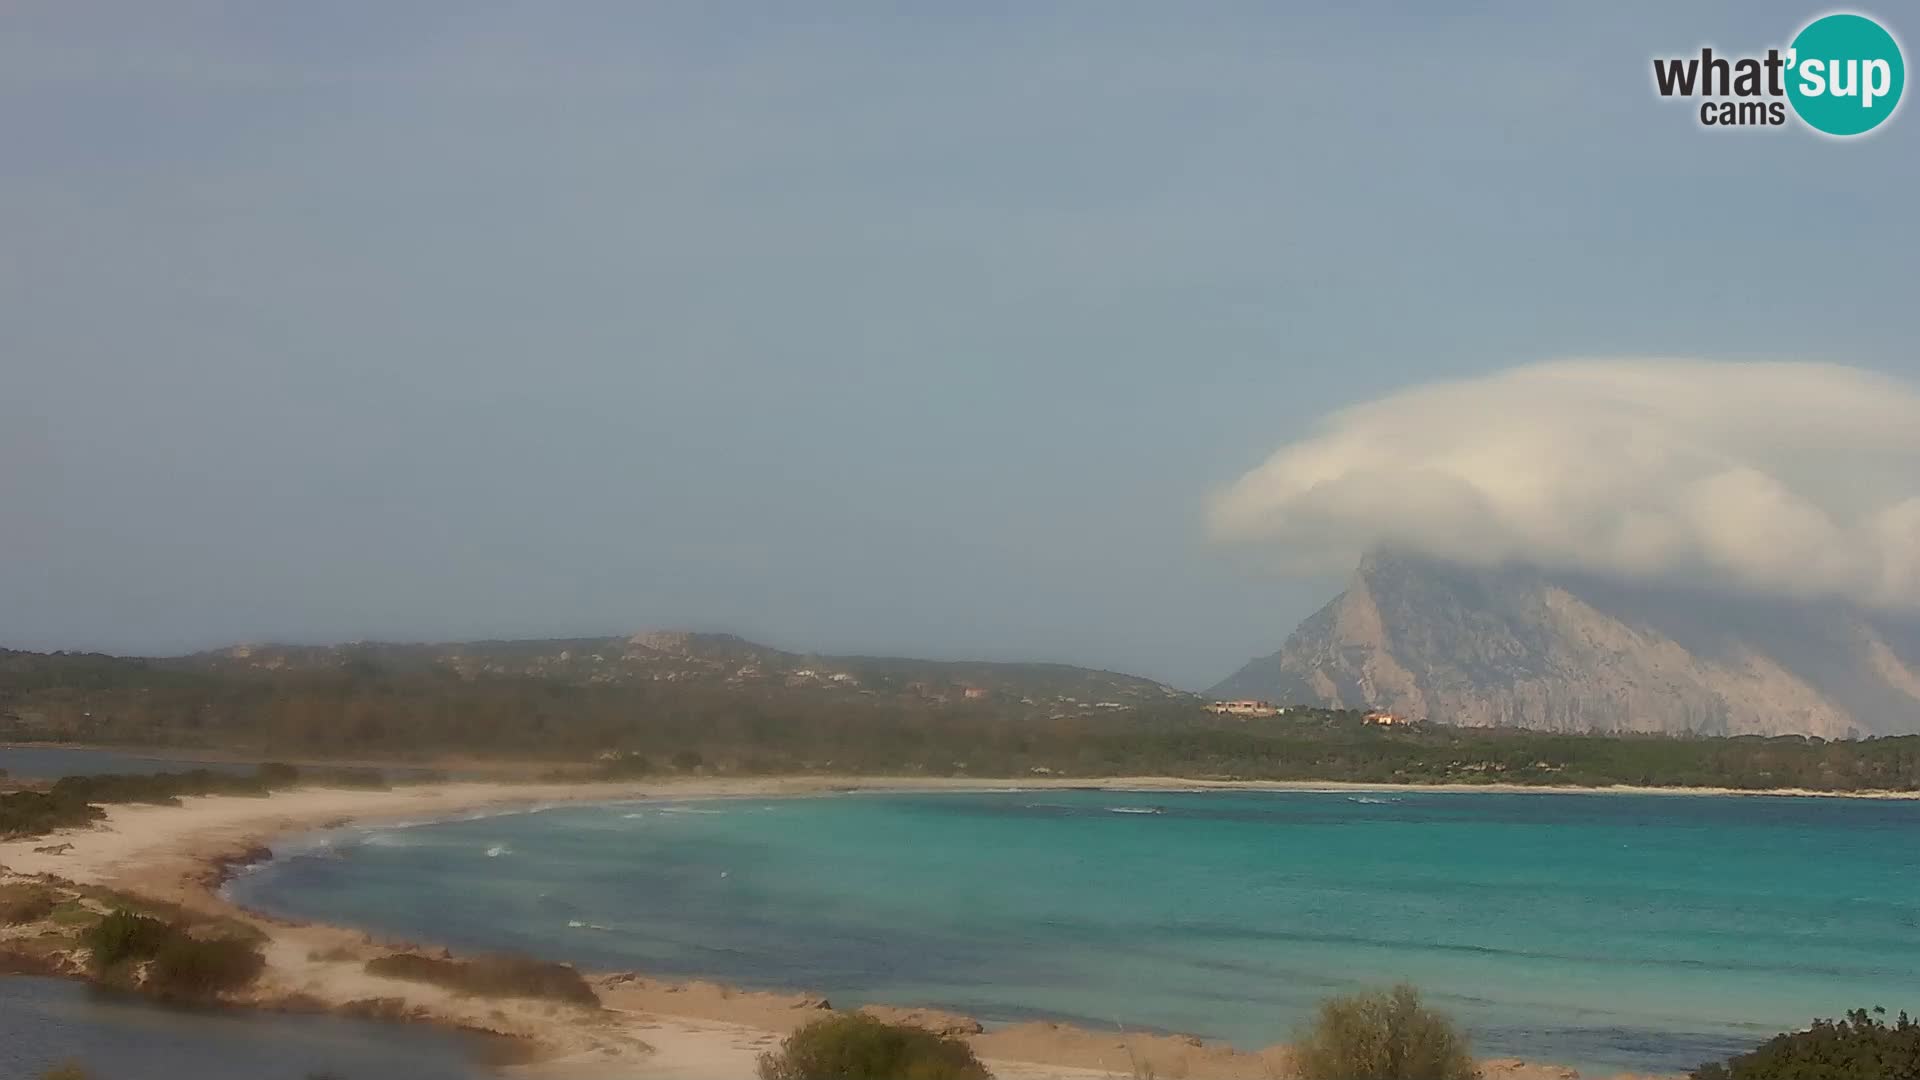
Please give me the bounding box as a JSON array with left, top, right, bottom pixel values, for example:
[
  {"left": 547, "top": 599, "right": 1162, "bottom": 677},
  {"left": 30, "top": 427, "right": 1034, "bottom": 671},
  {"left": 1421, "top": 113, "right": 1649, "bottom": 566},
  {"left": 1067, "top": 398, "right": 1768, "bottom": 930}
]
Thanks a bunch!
[{"left": 2, "top": 2, "right": 1917, "bottom": 690}]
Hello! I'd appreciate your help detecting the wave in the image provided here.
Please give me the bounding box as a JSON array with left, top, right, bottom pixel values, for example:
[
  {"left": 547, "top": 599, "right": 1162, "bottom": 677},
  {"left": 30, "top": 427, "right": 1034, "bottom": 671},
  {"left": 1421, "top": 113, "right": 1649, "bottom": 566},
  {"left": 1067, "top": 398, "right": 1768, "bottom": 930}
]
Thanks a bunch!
[
  {"left": 362, "top": 831, "right": 415, "bottom": 848},
  {"left": 1106, "top": 806, "right": 1166, "bottom": 815},
  {"left": 485, "top": 844, "right": 511, "bottom": 858}
]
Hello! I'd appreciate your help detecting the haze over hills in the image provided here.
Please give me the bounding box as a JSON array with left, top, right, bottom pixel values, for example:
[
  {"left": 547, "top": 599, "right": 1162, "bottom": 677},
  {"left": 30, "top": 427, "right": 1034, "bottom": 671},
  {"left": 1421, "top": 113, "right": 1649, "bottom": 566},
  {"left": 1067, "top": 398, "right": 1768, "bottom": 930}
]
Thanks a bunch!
[
  {"left": 182, "top": 631, "right": 1185, "bottom": 702},
  {"left": 5, "top": 631, "right": 1182, "bottom": 714},
  {"left": 1211, "top": 550, "right": 1920, "bottom": 738}
]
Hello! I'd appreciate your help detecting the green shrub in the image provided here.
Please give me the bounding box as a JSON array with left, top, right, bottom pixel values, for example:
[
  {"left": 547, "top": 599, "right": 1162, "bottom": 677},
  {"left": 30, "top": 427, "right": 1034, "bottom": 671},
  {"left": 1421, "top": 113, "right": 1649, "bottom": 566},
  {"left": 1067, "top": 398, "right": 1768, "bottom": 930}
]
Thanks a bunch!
[
  {"left": 76, "top": 907, "right": 265, "bottom": 998},
  {"left": 1293, "top": 984, "right": 1479, "bottom": 1080},
  {"left": 81, "top": 909, "right": 172, "bottom": 971},
  {"left": 48, "top": 900, "right": 98, "bottom": 927},
  {"left": 1691, "top": 1008, "right": 1920, "bottom": 1079},
  {"left": 757, "top": 1014, "right": 992, "bottom": 1080},
  {"left": 365, "top": 951, "right": 598, "bottom": 1006},
  {"left": 0, "top": 789, "right": 104, "bottom": 839},
  {"left": 2, "top": 766, "right": 325, "bottom": 841},
  {"left": 0, "top": 883, "right": 57, "bottom": 925},
  {"left": 148, "top": 934, "right": 267, "bottom": 999},
  {"left": 51, "top": 769, "right": 271, "bottom": 806}
]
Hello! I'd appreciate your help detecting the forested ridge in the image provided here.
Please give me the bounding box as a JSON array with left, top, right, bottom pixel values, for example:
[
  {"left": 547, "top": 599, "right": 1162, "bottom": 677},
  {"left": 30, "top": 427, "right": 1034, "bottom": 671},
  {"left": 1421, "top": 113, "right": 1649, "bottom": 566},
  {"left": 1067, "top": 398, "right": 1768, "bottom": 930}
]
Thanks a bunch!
[{"left": 3, "top": 646, "right": 1918, "bottom": 792}]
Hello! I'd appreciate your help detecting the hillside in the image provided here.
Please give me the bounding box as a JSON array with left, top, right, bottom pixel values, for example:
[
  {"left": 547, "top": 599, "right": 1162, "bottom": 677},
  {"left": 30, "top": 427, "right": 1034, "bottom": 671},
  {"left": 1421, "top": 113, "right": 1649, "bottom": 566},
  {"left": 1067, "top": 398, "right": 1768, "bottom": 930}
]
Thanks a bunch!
[
  {"left": 1212, "top": 550, "right": 1920, "bottom": 737},
  {"left": 6, "top": 633, "right": 1920, "bottom": 792},
  {"left": 0, "top": 633, "right": 1186, "bottom": 755},
  {"left": 179, "top": 632, "right": 1180, "bottom": 704}
]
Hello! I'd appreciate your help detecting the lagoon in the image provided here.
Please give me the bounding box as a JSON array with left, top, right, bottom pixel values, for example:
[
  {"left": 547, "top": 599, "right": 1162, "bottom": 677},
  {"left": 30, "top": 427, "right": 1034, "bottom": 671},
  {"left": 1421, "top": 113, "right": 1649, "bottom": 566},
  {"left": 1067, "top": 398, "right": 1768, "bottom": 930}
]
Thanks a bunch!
[
  {"left": 228, "top": 788, "right": 1920, "bottom": 1076},
  {"left": 0, "top": 976, "right": 497, "bottom": 1080}
]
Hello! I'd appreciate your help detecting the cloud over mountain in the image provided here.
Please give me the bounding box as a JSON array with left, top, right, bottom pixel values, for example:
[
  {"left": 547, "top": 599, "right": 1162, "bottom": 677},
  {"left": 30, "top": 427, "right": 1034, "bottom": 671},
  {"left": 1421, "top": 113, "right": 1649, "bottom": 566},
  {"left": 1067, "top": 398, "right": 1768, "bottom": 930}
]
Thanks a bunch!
[{"left": 1210, "top": 359, "right": 1920, "bottom": 609}]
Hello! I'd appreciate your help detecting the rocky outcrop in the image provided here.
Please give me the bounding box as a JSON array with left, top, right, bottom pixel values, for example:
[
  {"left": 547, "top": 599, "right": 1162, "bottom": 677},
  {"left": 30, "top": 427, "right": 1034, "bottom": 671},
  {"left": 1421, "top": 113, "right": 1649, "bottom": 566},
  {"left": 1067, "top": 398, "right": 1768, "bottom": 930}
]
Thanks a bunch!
[{"left": 1213, "top": 550, "right": 1920, "bottom": 737}]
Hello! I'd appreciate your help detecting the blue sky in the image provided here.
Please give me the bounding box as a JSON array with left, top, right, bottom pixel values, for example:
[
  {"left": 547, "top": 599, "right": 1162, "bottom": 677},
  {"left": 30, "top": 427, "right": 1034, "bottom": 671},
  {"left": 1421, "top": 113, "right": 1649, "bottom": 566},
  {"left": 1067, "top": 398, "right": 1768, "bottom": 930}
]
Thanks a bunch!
[{"left": 2, "top": 2, "right": 1916, "bottom": 688}]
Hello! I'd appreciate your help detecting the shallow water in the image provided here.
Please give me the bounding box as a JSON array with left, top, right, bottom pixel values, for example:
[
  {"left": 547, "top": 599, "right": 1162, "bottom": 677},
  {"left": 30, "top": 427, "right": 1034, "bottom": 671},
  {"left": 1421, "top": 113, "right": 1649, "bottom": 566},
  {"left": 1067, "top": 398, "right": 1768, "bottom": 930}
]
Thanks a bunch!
[
  {"left": 0, "top": 976, "right": 496, "bottom": 1079},
  {"left": 230, "top": 789, "right": 1920, "bottom": 1075}
]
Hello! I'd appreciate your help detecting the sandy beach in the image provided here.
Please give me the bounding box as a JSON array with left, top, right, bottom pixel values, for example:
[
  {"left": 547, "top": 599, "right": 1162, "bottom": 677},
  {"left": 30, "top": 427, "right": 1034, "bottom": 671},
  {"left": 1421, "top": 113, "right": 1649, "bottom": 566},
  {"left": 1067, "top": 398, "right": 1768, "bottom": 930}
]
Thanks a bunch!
[{"left": 0, "top": 775, "right": 1803, "bottom": 1079}]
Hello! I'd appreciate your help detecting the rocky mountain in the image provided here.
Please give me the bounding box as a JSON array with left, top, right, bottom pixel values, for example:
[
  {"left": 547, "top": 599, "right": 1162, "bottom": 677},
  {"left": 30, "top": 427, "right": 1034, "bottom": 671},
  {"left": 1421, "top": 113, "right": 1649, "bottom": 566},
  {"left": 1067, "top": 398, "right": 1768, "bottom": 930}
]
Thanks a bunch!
[{"left": 1212, "top": 550, "right": 1920, "bottom": 737}]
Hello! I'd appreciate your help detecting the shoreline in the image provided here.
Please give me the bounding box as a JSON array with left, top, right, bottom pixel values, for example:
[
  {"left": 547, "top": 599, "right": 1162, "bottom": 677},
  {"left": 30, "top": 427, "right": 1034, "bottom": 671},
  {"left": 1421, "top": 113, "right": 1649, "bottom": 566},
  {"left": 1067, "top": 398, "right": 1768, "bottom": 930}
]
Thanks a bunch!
[
  {"left": 0, "top": 776, "right": 1775, "bottom": 1079},
  {"left": 8, "top": 744, "right": 1920, "bottom": 800}
]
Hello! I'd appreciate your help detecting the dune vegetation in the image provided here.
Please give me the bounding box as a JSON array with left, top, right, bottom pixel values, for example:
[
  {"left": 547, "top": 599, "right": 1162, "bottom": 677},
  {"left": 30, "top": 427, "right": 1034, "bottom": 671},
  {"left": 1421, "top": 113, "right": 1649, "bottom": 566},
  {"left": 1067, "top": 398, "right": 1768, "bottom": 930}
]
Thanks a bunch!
[
  {"left": 1, "top": 763, "right": 388, "bottom": 840},
  {"left": 362, "top": 951, "right": 599, "bottom": 1006},
  {"left": 758, "top": 1013, "right": 992, "bottom": 1080}
]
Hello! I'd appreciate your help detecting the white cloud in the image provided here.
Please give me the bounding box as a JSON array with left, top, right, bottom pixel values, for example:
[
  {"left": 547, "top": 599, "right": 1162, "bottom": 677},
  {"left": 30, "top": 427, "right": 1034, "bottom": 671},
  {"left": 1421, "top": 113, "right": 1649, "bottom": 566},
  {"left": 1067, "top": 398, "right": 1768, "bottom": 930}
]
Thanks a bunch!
[{"left": 1210, "top": 359, "right": 1920, "bottom": 608}]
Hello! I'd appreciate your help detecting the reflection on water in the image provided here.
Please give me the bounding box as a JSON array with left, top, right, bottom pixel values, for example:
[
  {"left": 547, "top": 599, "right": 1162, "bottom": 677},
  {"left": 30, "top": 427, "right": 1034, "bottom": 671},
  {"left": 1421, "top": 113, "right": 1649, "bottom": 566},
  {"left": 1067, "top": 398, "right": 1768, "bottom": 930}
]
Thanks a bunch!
[{"left": 0, "top": 977, "right": 497, "bottom": 1080}]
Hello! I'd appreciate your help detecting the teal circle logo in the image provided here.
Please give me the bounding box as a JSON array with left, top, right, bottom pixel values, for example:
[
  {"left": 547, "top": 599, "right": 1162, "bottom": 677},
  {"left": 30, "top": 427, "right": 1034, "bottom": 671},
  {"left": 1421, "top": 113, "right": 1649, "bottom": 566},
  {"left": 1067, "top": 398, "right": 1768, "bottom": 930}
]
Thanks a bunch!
[{"left": 1786, "top": 13, "right": 1904, "bottom": 136}]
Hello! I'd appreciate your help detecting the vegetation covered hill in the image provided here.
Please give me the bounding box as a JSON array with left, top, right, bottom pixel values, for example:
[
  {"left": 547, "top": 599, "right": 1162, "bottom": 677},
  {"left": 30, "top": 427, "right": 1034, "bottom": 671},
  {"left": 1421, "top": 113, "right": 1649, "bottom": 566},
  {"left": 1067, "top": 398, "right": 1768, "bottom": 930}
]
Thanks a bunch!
[
  {"left": 3, "top": 639, "right": 1918, "bottom": 791},
  {"left": 175, "top": 632, "right": 1179, "bottom": 703},
  {"left": 0, "top": 634, "right": 1180, "bottom": 756}
]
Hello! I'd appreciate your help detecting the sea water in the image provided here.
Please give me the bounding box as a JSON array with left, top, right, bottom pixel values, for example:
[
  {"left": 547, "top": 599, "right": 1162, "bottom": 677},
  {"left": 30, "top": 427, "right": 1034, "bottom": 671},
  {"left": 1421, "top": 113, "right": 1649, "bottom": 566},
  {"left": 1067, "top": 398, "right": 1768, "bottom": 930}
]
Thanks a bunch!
[{"left": 228, "top": 789, "right": 1920, "bottom": 1075}]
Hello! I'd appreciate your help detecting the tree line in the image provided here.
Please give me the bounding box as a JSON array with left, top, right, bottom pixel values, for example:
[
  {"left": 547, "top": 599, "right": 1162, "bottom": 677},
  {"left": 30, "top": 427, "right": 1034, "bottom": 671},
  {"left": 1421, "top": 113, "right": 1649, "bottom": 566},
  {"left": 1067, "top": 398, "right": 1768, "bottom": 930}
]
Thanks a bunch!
[{"left": 3, "top": 653, "right": 1917, "bottom": 792}]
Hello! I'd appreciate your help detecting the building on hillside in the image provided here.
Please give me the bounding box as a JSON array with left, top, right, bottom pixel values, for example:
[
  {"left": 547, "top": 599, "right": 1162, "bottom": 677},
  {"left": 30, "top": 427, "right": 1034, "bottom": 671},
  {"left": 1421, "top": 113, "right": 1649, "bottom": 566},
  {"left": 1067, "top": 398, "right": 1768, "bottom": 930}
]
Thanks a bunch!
[
  {"left": 1206, "top": 699, "right": 1280, "bottom": 717},
  {"left": 1364, "top": 710, "right": 1409, "bottom": 726}
]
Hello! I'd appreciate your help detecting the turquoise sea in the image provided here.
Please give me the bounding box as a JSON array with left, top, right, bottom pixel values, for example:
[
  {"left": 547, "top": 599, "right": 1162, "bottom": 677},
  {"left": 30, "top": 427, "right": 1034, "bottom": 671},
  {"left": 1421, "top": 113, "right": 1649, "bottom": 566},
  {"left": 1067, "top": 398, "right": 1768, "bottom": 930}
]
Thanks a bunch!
[{"left": 229, "top": 789, "right": 1920, "bottom": 1076}]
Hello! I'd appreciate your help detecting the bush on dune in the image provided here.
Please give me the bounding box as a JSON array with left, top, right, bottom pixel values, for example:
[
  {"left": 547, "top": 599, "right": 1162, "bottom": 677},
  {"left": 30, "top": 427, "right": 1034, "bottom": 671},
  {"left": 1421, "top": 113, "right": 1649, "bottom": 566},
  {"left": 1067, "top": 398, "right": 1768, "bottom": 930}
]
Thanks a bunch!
[
  {"left": 81, "top": 909, "right": 173, "bottom": 972},
  {"left": 0, "top": 882, "right": 57, "bottom": 925},
  {"left": 2, "top": 763, "right": 394, "bottom": 843},
  {"left": 0, "top": 789, "right": 104, "bottom": 839},
  {"left": 79, "top": 908, "right": 266, "bottom": 999},
  {"left": 1691, "top": 1008, "right": 1920, "bottom": 1079},
  {"left": 148, "top": 933, "right": 267, "bottom": 999},
  {"left": 364, "top": 951, "right": 598, "bottom": 1006},
  {"left": 757, "top": 1014, "right": 992, "bottom": 1080},
  {"left": 1292, "top": 984, "right": 1480, "bottom": 1080}
]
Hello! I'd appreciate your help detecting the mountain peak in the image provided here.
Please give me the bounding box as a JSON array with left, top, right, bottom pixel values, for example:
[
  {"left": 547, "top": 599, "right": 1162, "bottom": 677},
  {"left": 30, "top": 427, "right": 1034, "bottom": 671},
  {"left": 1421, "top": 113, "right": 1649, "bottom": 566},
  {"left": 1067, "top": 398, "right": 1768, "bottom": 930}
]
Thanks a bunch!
[{"left": 1213, "top": 552, "right": 1920, "bottom": 737}]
